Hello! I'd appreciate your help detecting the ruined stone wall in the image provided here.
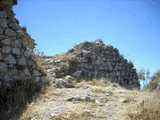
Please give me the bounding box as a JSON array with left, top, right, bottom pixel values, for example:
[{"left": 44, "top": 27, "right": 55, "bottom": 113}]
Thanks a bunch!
[
  {"left": 51, "top": 39, "right": 140, "bottom": 89},
  {"left": 0, "top": 0, "right": 49, "bottom": 90}
]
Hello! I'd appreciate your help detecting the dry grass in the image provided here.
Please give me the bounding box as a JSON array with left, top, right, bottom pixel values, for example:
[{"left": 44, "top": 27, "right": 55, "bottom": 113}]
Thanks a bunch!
[
  {"left": 121, "top": 91, "right": 160, "bottom": 120},
  {"left": 17, "top": 77, "right": 160, "bottom": 120},
  {"left": 19, "top": 83, "right": 66, "bottom": 120},
  {"left": 51, "top": 102, "right": 107, "bottom": 120},
  {"left": 149, "top": 79, "right": 158, "bottom": 91},
  {"left": 31, "top": 50, "right": 47, "bottom": 75},
  {"left": 0, "top": 79, "right": 46, "bottom": 120}
]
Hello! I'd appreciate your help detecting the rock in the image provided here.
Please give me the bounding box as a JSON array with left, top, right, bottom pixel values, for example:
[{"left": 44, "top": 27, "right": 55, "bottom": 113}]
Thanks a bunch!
[
  {"left": 41, "top": 76, "right": 49, "bottom": 83},
  {"left": 0, "top": 18, "right": 7, "bottom": 28},
  {"left": 12, "top": 48, "right": 21, "bottom": 55},
  {"left": 24, "top": 48, "right": 32, "bottom": 57},
  {"left": 4, "top": 54, "right": 16, "bottom": 64},
  {"left": 55, "top": 78, "right": 64, "bottom": 88},
  {"left": 72, "top": 71, "right": 82, "bottom": 77},
  {"left": 13, "top": 40, "right": 22, "bottom": 48},
  {"left": 16, "top": 30, "right": 25, "bottom": 39},
  {"left": 23, "top": 68, "right": 31, "bottom": 76},
  {"left": 93, "top": 46, "right": 100, "bottom": 54},
  {"left": 32, "top": 77, "right": 40, "bottom": 83},
  {"left": 65, "top": 97, "right": 80, "bottom": 102},
  {"left": 0, "top": 11, "right": 7, "bottom": 18},
  {"left": 22, "top": 76, "right": 31, "bottom": 82},
  {"left": 33, "top": 70, "right": 42, "bottom": 76},
  {"left": 4, "top": 74, "right": 13, "bottom": 82},
  {"left": 9, "top": 67, "right": 18, "bottom": 75},
  {"left": 2, "top": 46, "right": 11, "bottom": 54},
  {"left": 0, "top": 35, "right": 5, "bottom": 40},
  {"left": 0, "top": 38, "right": 11, "bottom": 45},
  {"left": 106, "top": 91, "right": 112, "bottom": 96},
  {"left": 83, "top": 96, "right": 90, "bottom": 101},
  {"left": 0, "top": 53, "right": 3, "bottom": 60},
  {"left": 31, "top": 116, "right": 39, "bottom": 120},
  {"left": 0, "top": 27, "right": 3, "bottom": 34},
  {"left": 50, "top": 113, "right": 58, "bottom": 117},
  {"left": 0, "top": 62, "right": 8, "bottom": 73},
  {"left": 28, "top": 60, "right": 34, "bottom": 67},
  {"left": 84, "top": 109, "right": 90, "bottom": 113},
  {"left": 95, "top": 99, "right": 100, "bottom": 105},
  {"left": 5, "top": 29, "right": 17, "bottom": 36},
  {"left": 18, "top": 55, "right": 27, "bottom": 66},
  {"left": 64, "top": 75, "right": 75, "bottom": 83}
]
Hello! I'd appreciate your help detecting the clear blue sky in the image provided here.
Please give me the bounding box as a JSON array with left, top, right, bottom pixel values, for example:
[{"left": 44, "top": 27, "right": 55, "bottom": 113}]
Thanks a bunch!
[{"left": 13, "top": 0, "right": 160, "bottom": 74}]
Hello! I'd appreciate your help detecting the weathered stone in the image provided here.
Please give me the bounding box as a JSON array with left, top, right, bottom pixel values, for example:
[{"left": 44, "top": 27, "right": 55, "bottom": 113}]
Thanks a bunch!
[
  {"left": 41, "top": 76, "right": 49, "bottom": 83},
  {"left": 24, "top": 48, "right": 32, "bottom": 57},
  {"left": 13, "top": 39, "right": 22, "bottom": 48},
  {"left": 4, "top": 74, "right": 13, "bottom": 82},
  {"left": 0, "top": 35, "right": 5, "bottom": 40},
  {"left": 72, "top": 71, "right": 82, "bottom": 77},
  {"left": 5, "top": 29, "right": 17, "bottom": 36},
  {"left": 8, "top": 23, "right": 19, "bottom": 30},
  {"left": 28, "top": 60, "right": 34, "bottom": 67},
  {"left": 65, "top": 75, "right": 75, "bottom": 83},
  {"left": 23, "top": 68, "right": 31, "bottom": 76},
  {"left": 17, "top": 30, "right": 25, "bottom": 39},
  {"left": 0, "top": 27, "right": 3, "bottom": 34},
  {"left": 18, "top": 55, "right": 26, "bottom": 66},
  {"left": 2, "top": 46, "right": 11, "bottom": 54},
  {"left": 4, "top": 54, "right": 16, "bottom": 64},
  {"left": 55, "top": 78, "right": 65, "bottom": 88},
  {"left": 0, "top": 18, "right": 7, "bottom": 28},
  {"left": 0, "top": 53, "right": 3, "bottom": 60},
  {"left": 33, "top": 69, "right": 42, "bottom": 76},
  {"left": 9, "top": 67, "right": 18, "bottom": 75},
  {"left": 0, "top": 11, "right": 7, "bottom": 18},
  {"left": 0, "top": 38, "right": 11, "bottom": 45},
  {"left": 93, "top": 46, "right": 100, "bottom": 54},
  {"left": 32, "top": 77, "right": 40, "bottom": 83},
  {"left": 0, "top": 62, "right": 8, "bottom": 73},
  {"left": 12, "top": 48, "right": 21, "bottom": 55},
  {"left": 22, "top": 76, "right": 31, "bottom": 82},
  {"left": 13, "top": 75, "right": 23, "bottom": 81}
]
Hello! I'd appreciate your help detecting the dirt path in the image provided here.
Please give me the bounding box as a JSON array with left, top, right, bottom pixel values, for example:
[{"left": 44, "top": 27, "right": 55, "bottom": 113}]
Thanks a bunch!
[{"left": 20, "top": 81, "right": 139, "bottom": 120}]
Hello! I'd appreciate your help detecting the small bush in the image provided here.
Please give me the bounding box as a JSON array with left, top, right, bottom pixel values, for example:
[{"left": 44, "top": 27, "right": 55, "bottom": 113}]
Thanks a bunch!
[{"left": 149, "top": 79, "right": 158, "bottom": 91}]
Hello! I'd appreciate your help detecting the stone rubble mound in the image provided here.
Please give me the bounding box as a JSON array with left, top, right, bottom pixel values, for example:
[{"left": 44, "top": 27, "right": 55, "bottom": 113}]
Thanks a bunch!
[{"left": 45, "top": 39, "right": 140, "bottom": 89}]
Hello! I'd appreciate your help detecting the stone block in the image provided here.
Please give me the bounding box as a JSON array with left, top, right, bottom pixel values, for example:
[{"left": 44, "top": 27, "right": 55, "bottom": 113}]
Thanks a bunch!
[
  {"left": 0, "top": 62, "right": 8, "bottom": 73},
  {"left": 0, "top": 18, "right": 7, "bottom": 28},
  {"left": 33, "top": 69, "right": 42, "bottom": 76},
  {"left": 0, "top": 11, "right": 7, "bottom": 18},
  {"left": 2, "top": 46, "right": 11, "bottom": 54},
  {"left": 5, "top": 28, "right": 17, "bottom": 37},
  {"left": 24, "top": 48, "right": 32, "bottom": 57},
  {"left": 41, "top": 76, "right": 49, "bottom": 83},
  {"left": 18, "top": 55, "right": 27, "bottom": 66},
  {"left": 4, "top": 54, "right": 16, "bottom": 64},
  {"left": 0, "top": 38, "right": 11, "bottom": 45},
  {"left": 12, "top": 47, "right": 21, "bottom": 55}
]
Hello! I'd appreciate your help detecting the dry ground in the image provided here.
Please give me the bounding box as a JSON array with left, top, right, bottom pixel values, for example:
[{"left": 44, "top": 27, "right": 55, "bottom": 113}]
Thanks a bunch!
[{"left": 18, "top": 79, "right": 160, "bottom": 120}]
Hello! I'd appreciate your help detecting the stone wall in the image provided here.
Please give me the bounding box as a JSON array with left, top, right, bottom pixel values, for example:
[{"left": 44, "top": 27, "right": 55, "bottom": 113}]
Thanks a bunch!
[
  {"left": 0, "top": 1, "right": 49, "bottom": 119},
  {"left": 0, "top": 0, "right": 49, "bottom": 90},
  {"left": 49, "top": 39, "right": 140, "bottom": 89}
]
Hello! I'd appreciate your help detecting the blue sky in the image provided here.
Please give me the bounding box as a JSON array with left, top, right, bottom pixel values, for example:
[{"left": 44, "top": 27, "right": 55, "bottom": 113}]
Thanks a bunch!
[{"left": 13, "top": 0, "right": 160, "bottom": 74}]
